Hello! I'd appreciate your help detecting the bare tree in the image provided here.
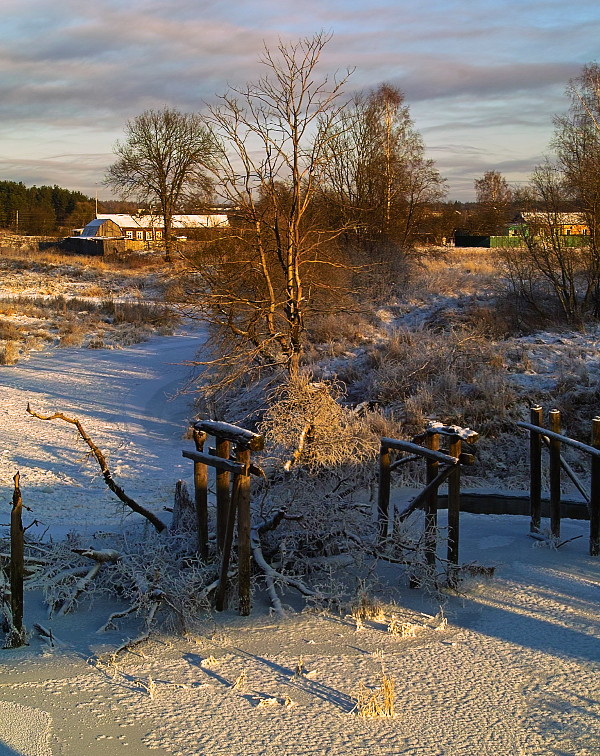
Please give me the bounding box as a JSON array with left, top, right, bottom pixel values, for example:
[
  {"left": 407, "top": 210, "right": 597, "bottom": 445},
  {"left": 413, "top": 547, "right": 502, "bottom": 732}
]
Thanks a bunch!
[
  {"left": 323, "top": 84, "right": 446, "bottom": 257},
  {"left": 106, "top": 107, "right": 215, "bottom": 261},
  {"left": 184, "top": 33, "right": 353, "bottom": 386},
  {"left": 554, "top": 63, "right": 600, "bottom": 314},
  {"left": 473, "top": 170, "right": 512, "bottom": 235},
  {"left": 500, "top": 163, "right": 593, "bottom": 323}
]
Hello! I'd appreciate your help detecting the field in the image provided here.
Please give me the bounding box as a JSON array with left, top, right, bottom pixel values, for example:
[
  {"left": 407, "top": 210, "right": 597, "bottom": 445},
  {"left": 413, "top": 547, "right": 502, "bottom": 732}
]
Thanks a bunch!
[{"left": 0, "top": 244, "right": 598, "bottom": 755}]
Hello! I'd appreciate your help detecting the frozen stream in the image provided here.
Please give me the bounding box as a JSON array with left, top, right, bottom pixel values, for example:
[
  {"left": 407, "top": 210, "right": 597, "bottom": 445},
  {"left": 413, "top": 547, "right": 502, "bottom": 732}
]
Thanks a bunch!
[{"left": 0, "top": 325, "right": 207, "bottom": 536}]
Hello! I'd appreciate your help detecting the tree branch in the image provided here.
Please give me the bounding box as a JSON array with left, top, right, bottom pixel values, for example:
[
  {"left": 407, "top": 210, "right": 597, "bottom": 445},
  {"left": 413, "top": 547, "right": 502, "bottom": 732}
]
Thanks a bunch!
[{"left": 26, "top": 404, "right": 167, "bottom": 532}]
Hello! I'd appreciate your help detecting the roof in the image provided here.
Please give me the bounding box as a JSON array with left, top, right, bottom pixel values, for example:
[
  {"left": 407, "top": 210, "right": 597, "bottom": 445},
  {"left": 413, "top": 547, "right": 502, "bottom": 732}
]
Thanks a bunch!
[
  {"left": 95, "top": 213, "right": 229, "bottom": 229},
  {"left": 519, "top": 212, "right": 588, "bottom": 226},
  {"left": 80, "top": 218, "right": 123, "bottom": 238}
]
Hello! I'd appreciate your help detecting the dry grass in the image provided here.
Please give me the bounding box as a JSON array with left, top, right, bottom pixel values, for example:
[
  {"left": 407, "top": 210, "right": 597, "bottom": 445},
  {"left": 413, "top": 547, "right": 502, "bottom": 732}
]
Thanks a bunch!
[
  {"left": 350, "top": 593, "right": 386, "bottom": 622},
  {"left": 0, "top": 340, "right": 20, "bottom": 365},
  {"left": 343, "top": 326, "right": 517, "bottom": 435},
  {"left": 259, "top": 375, "right": 381, "bottom": 471},
  {"left": 353, "top": 669, "right": 395, "bottom": 718},
  {"left": 0, "top": 291, "right": 178, "bottom": 361},
  {"left": 0, "top": 319, "right": 24, "bottom": 341}
]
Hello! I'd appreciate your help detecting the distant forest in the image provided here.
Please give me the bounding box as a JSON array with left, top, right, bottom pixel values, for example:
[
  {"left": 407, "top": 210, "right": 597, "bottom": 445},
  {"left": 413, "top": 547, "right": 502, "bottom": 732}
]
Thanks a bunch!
[{"left": 0, "top": 181, "right": 95, "bottom": 235}]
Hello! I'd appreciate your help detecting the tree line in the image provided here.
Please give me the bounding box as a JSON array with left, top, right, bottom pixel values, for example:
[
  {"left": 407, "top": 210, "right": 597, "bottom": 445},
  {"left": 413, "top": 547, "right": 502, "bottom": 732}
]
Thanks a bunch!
[{"left": 0, "top": 181, "right": 93, "bottom": 235}]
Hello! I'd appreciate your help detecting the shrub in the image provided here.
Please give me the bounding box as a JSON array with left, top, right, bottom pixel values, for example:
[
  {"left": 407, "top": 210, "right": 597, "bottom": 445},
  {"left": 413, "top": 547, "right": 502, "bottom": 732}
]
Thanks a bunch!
[{"left": 0, "top": 340, "right": 20, "bottom": 365}]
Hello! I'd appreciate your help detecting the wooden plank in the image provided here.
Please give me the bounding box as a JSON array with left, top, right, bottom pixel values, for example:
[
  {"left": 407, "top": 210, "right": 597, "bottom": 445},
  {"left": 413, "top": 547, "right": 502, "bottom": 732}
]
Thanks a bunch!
[
  {"left": 590, "top": 417, "right": 600, "bottom": 556},
  {"left": 182, "top": 449, "right": 246, "bottom": 475},
  {"left": 192, "top": 430, "right": 208, "bottom": 562},
  {"left": 215, "top": 439, "right": 231, "bottom": 554},
  {"left": 236, "top": 448, "right": 252, "bottom": 616},
  {"left": 549, "top": 410, "right": 561, "bottom": 538},
  {"left": 517, "top": 421, "right": 600, "bottom": 458},
  {"left": 9, "top": 472, "right": 25, "bottom": 646},
  {"left": 192, "top": 420, "right": 264, "bottom": 451},
  {"left": 529, "top": 406, "right": 543, "bottom": 533},
  {"left": 215, "top": 474, "right": 240, "bottom": 613},
  {"left": 380, "top": 437, "right": 458, "bottom": 465},
  {"left": 396, "top": 463, "right": 458, "bottom": 522},
  {"left": 447, "top": 435, "right": 461, "bottom": 567},
  {"left": 377, "top": 443, "right": 392, "bottom": 545},
  {"left": 424, "top": 433, "right": 439, "bottom": 569}
]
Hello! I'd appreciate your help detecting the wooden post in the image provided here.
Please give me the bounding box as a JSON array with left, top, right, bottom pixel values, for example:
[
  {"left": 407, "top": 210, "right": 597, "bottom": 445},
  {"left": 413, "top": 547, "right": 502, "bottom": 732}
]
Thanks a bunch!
[
  {"left": 9, "top": 472, "right": 25, "bottom": 647},
  {"left": 377, "top": 443, "right": 392, "bottom": 546},
  {"left": 590, "top": 417, "right": 600, "bottom": 556},
  {"left": 549, "top": 409, "right": 561, "bottom": 539},
  {"left": 192, "top": 429, "right": 209, "bottom": 561},
  {"left": 529, "top": 405, "right": 543, "bottom": 533},
  {"left": 447, "top": 435, "right": 461, "bottom": 569},
  {"left": 215, "top": 466, "right": 240, "bottom": 612},
  {"left": 424, "top": 432, "right": 439, "bottom": 569},
  {"left": 215, "top": 438, "right": 231, "bottom": 553},
  {"left": 236, "top": 447, "right": 252, "bottom": 616}
]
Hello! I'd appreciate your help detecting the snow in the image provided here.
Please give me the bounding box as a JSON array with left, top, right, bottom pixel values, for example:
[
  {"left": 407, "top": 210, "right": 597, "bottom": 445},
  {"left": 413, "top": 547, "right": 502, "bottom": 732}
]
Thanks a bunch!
[
  {"left": 0, "top": 325, "right": 205, "bottom": 537},
  {"left": 0, "top": 331, "right": 599, "bottom": 755}
]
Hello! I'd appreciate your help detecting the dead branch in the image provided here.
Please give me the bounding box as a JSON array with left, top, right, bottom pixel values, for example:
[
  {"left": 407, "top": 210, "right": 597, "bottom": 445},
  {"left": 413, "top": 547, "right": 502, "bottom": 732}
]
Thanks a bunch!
[
  {"left": 283, "top": 422, "right": 314, "bottom": 471},
  {"left": 26, "top": 404, "right": 167, "bottom": 532},
  {"left": 105, "top": 597, "right": 162, "bottom": 660},
  {"left": 251, "top": 527, "right": 327, "bottom": 612},
  {"left": 57, "top": 562, "right": 103, "bottom": 617},
  {"left": 72, "top": 548, "right": 121, "bottom": 563},
  {"left": 33, "top": 623, "right": 66, "bottom": 648}
]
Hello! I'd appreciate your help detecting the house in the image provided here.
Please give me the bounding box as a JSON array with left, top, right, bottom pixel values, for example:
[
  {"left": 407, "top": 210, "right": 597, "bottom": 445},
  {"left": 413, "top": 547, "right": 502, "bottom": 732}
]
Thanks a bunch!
[
  {"left": 509, "top": 212, "right": 590, "bottom": 237},
  {"left": 94, "top": 212, "right": 229, "bottom": 242},
  {"left": 61, "top": 211, "right": 230, "bottom": 255}
]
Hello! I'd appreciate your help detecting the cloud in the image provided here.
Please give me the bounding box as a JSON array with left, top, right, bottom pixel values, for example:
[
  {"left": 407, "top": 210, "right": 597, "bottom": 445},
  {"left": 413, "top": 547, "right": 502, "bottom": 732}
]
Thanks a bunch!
[{"left": 1, "top": 0, "right": 598, "bottom": 199}]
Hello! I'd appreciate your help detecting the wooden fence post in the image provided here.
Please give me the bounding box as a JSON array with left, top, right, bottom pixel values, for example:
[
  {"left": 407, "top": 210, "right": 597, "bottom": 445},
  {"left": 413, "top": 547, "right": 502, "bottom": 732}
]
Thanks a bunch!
[
  {"left": 529, "top": 405, "right": 543, "bottom": 533},
  {"left": 215, "top": 438, "right": 231, "bottom": 553},
  {"left": 236, "top": 447, "right": 252, "bottom": 616},
  {"left": 549, "top": 409, "right": 562, "bottom": 538},
  {"left": 9, "top": 472, "right": 26, "bottom": 648},
  {"left": 447, "top": 435, "right": 461, "bottom": 569},
  {"left": 215, "top": 466, "right": 239, "bottom": 612},
  {"left": 590, "top": 417, "right": 600, "bottom": 556},
  {"left": 377, "top": 442, "right": 392, "bottom": 546},
  {"left": 192, "top": 429, "right": 209, "bottom": 561},
  {"left": 424, "top": 432, "right": 439, "bottom": 569}
]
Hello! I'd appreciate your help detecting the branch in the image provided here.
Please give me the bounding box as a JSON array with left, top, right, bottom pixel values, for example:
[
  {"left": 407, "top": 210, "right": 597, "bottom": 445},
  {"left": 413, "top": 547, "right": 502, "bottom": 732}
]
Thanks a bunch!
[{"left": 26, "top": 404, "right": 167, "bottom": 532}]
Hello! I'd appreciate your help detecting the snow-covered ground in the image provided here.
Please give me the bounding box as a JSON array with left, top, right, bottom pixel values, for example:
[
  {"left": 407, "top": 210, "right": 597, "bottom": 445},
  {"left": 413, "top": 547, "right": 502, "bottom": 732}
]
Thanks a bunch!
[
  {"left": 0, "top": 330, "right": 598, "bottom": 755},
  {"left": 0, "top": 325, "right": 205, "bottom": 537}
]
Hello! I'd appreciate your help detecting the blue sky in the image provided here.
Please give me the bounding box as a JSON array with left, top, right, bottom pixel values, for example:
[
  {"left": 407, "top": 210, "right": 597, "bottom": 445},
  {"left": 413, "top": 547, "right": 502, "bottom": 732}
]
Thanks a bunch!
[{"left": 1, "top": 0, "right": 598, "bottom": 200}]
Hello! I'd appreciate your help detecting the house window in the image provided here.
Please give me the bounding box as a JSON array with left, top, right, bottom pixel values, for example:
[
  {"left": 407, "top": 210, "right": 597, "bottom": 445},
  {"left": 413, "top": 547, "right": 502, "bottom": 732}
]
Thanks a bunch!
[
  {"left": 136, "top": 231, "right": 143, "bottom": 240},
  {"left": 146, "top": 231, "right": 153, "bottom": 240},
  {"left": 155, "top": 230, "right": 163, "bottom": 240},
  {"left": 125, "top": 230, "right": 133, "bottom": 239}
]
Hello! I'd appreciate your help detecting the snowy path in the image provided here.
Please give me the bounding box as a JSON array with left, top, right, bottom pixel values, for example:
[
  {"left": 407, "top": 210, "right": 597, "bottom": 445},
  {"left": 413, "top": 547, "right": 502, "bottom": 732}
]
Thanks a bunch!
[{"left": 0, "top": 326, "right": 206, "bottom": 535}]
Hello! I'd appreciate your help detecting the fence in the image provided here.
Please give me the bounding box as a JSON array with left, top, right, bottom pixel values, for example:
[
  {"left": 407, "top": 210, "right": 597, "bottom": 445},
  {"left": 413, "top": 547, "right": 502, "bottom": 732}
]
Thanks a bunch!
[
  {"left": 182, "top": 420, "right": 264, "bottom": 616},
  {"left": 378, "top": 425, "right": 477, "bottom": 573},
  {"left": 517, "top": 406, "right": 600, "bottom": 556}
]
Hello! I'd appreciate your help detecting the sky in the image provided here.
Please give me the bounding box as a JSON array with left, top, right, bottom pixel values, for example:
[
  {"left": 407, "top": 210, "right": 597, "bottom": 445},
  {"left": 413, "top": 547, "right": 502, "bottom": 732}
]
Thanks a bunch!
[{"left": 0, "top": 0, "right": 599, "bottom": 202}]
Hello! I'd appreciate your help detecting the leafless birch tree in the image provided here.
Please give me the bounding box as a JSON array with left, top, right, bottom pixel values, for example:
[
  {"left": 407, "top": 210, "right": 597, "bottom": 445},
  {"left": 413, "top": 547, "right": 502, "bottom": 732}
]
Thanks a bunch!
[{"left": 183, "top": 33, "right": 353, "bottom": 388}]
